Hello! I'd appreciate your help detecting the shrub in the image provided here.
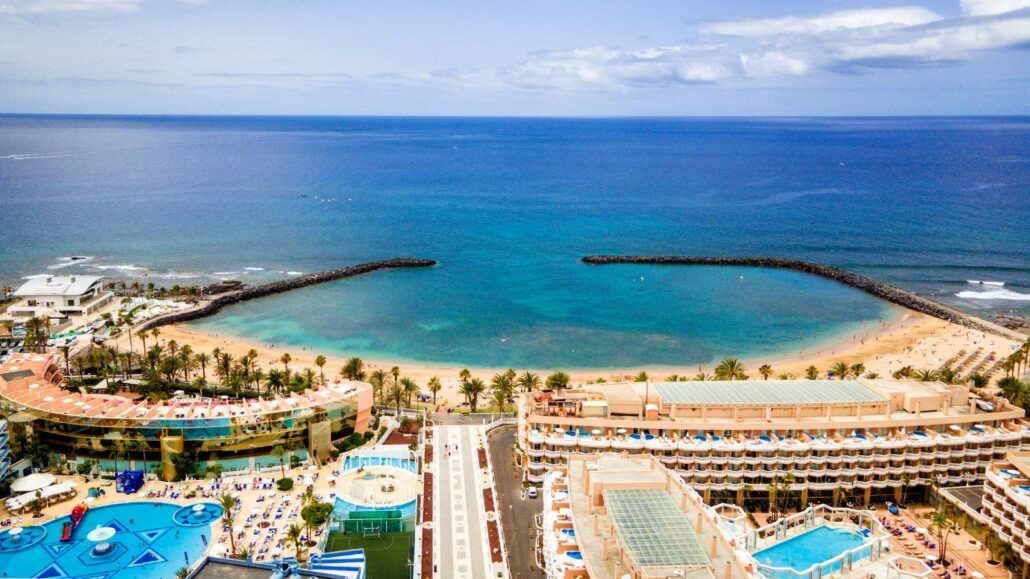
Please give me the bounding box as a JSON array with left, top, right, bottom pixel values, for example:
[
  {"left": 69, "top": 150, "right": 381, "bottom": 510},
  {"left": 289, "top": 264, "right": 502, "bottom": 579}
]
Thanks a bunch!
[
  {"left": 348, "top": 432, "right": 364, "bottom": 446},
  {"left": 289, "top": 454, "right": 301, "bottom": 468},
  {"left": 362, "top": 431, "right": 374, "bottom": 441},
  {"left": 277, "top": 478, "right": 294, "bottom": 491},
  {"left": 75, "top": 459, "right": 94, "bottom": 476},
  {"left": 329, "top": 449, "right": 340, "bottom": 460},
  {"left": 208, "top": 464, "right": 224, "bottom": 478}
]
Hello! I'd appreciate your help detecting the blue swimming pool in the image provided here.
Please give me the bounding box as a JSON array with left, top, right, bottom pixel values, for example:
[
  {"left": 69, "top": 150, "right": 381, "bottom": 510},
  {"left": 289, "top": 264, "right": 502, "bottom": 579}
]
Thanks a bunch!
[
  {"left": 341, "top": 455, "right": 416, "bottom": 473},
  {"left": 0, "top": 501, "right": 216, "bottom": 579},
  {"left": 754, "top": 526, "right": 869, "bottom": 579}
]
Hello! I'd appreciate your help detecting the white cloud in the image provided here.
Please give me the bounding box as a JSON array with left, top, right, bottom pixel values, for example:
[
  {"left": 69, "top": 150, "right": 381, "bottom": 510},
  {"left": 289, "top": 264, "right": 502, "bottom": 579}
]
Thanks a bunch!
[
  {"left": 740, "top": 52, "right": 809, "bottom": 77},
  {"left": 704, "top": 7, "right": 942, "bottom": 37},
  {"left": 0, "top": 0, "right": 139, "bottom": 13},
  {"left": 960, "top": 0, "right": 1030, "bottom": 15},
  {"left": 838, "top": 14, "right": 1030, "bottom": 64}
]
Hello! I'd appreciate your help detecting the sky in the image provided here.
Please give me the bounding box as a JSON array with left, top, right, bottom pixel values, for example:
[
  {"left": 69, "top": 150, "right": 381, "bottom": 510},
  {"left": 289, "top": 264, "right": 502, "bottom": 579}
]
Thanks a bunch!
[{"left": 0, "top": 0, "right": 1029, "bottom": 116}]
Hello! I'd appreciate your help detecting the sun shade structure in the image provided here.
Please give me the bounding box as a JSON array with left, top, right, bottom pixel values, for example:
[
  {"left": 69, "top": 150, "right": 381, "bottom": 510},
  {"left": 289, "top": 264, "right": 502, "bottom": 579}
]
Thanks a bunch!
[
  {"left": 10, "top": 472, "right": 55, "bottom": 494},
  {"left": 650, "top": 380, "right": 885, "bottom": 405},
  {"left": 604, "top": 488, "right": 710, "bottom": 568}
]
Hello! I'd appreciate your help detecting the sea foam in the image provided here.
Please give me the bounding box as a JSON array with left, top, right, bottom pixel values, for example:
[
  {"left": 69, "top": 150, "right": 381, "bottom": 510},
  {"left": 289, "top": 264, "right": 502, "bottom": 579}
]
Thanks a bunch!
[{"left": 956, "top": 289, "right": 1030, "bottom": 301}]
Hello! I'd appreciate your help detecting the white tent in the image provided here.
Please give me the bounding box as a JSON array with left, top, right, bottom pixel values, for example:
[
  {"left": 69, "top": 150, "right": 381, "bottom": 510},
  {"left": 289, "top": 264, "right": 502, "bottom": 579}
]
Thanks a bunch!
[
  {"left": 10, "top": 473, "right": 55, "bottom": 494},
  {"left": 5, "top": 482, "right": 75, "bottom": 512}
]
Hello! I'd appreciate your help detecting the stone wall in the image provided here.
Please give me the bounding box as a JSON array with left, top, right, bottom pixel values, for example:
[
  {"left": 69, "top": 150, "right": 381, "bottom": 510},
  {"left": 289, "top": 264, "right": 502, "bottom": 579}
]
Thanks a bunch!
[
  {"left": 139, "top": 258, "right": 436, "bottom": 331},
  {"left": 581, "top": 255, "right": 1024, "bottom": 340}
]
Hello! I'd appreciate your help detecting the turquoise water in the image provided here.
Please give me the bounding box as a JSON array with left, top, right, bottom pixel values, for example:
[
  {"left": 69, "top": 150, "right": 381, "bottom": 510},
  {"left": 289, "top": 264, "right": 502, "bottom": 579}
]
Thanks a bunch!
[
  {"left": 0, "top": 501, "right": 216, "bottom": 579},
  {"left": 754, "top": 526, "right": 869, "bottom": 578},
  {"left": 341, "top": 456, "right": 416, "bottom": 473},
  {"left": 3, "top": 116, "right": 1028, "bottom": 368}
]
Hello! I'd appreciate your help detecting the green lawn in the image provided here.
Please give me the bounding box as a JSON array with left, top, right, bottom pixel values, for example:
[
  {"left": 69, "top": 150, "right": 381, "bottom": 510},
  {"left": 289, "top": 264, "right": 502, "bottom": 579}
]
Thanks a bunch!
[{"left": 324, "top": 531, "right": 414, "bottom": 579}]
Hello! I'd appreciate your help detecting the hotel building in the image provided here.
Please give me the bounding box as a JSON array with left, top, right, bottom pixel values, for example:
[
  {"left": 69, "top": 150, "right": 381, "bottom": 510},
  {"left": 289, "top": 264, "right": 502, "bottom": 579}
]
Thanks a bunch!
[
  {"left": 541, "top": 453, "right": 756, "bottom": 579},
  {"left": 5, "top": 275, "right": 114, "bottom": 320},
  {"left": 519, "top": 379, "right": 1030, "bottom": 507},
  {"left": 981, "top": 451, "right": 1030, "bottom": 579},
  {"left": 0, "top": 353, "right": 373, "bottom": 480}
]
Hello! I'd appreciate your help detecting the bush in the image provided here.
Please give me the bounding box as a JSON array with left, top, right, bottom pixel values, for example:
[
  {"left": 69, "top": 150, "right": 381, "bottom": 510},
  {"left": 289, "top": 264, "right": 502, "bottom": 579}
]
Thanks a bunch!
[
  {"left": 362, "top": 431, "right": 374, "bottom": 441},
  {"left": 348, "top": 432, "right": 364, "bottom": 446},
  {"left": 76, "top": 460, "right": 94, "bottom": 476},
  {"left": 277, "top": 478, "right": 294, "bottom": 491},
  {"left": 208, "top": 464, "right": 224, "bottom": 478},
  {"left": 290, "top": 454, "right": 301, "bottom": 468},
  {"left": 329, "top": 449, "right": 340, "bottom": 460}
]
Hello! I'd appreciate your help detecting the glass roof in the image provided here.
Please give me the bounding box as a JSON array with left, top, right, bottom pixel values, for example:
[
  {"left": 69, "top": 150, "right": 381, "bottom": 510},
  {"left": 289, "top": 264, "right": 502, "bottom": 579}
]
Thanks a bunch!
[
  {"left": 604, "top": 488, "right": 710, "bottom": 568},
  {"left": 650, "top": 380, "right": 884, "bottom": 405}
]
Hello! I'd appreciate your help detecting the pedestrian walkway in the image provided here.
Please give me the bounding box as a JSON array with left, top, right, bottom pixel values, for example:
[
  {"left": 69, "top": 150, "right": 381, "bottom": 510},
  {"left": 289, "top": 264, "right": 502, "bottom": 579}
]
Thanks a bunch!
[{"left": 433, "top": 424, "right": 493, "bottom": 578}]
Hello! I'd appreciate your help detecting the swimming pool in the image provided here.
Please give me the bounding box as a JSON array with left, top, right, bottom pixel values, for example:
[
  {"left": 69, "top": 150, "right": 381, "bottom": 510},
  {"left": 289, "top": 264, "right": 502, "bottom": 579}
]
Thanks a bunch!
[
  {"left": 341, "top": 455, "right": 416, "bottom": 473},
  {"left": 0, "top": 501, "right": 217, "bottom": 579},
  {"left": 754, "top": 526, "right": 869, "bottom": 579}
]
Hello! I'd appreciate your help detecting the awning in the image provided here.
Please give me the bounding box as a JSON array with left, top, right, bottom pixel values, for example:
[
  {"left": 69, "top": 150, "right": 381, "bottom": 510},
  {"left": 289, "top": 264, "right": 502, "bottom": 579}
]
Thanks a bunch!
[{"left": 10, "top": 472, "right": 56, "bottom": 494}]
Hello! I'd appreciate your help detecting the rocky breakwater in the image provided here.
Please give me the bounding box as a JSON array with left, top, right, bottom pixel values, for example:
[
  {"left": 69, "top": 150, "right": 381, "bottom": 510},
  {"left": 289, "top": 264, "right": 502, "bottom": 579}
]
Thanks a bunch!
[
  {"left": 139, "top": 258, "right": 436, "bottom": 330},
  {"left": 582, "top": 255, "right": 1025, "bottom": 340}
]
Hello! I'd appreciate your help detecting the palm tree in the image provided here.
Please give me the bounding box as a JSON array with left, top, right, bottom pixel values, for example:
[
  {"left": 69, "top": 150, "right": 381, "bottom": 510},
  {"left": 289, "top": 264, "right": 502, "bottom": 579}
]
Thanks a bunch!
[
  {"left": 287, "top": 523, "right": 305, "bottom": 562},
  {"left": 220, "top": 493, "right": 237, "bottom": 555},
  {"left": 302, "top": 368, "right": 317, "bottom": 390},
  {"left": 389, "top": 380, "right": 404, "bottom": 413},
  {"left": 464, "top": 377, "right": 486, "bottom": 412},
  {"left": 265, "top": 369, "right": 285, "bottom": 395},
  {"left": 271, "top": 445, "right": 288, "bottom": 479},
  {"left": 805, "top": 365, "right": 819, "bottom": 380},
  {"left": 829, "top": 361, "right": 853, "bottom": 380},
  {"left": 545, "top": 371, "right": 570, "bottom": 390},
  {"left": 517, "top": 371, "right": 540, "bottom": 392},
  {"left": 400, "top": 377, "right": 420, "bottom": 407},
  {"left": 369, "top": 369, "right": 387, "bottom": 406},
  {"left": 427, "top": 376, "right": 442, "bottom": 405},
  {"left": 758, "top": 364, "right": 773, "bottom": 380},
  {"left": 175, "top": 567, "right": 190, "bottom": 579},
  {"left": 694, "top": 372, "right": 712, "bottom": 381},
  {"left": 715, "top": 357, "right": 747, "bottom": 380},
  {"left": 966, "top": 373, "right": 989, "bottom": 389},
  {"left": 280, "top": 353, "right": 292, "bottom": 373},
  {"left": 194, "top": 352, "right": 210, "bottom": 383},
  {"left": 929, "top": 510, "right": 956, "bottom": 564},
  {"left": 492, "top": 387, "right": 509, "bottom": 412},
  {"left": 459, "top": 368, "right": 471, "bottom": 385},
  {"left": 913, "top": 368, "right": 939, "bottom": 382},
  {"left": 340, "top": 357, "right": 366, "bottom": 381},
  {"left": 863, "top": 371, "right": 880, "bottom": 379},
  {"left": 314, "top": 355, "right": 327, "bottom": 385},
  {"left": 893, "top": 365, "right": 914, "bottom": 379},
  {"left": 633, "top": 371, "right": 648, "bottom": 382}
]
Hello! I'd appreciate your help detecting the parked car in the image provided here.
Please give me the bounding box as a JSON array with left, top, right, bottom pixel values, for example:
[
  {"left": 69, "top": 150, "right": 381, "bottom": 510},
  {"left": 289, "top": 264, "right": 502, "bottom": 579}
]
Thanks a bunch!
[{"left": 527, "top": 487, "right": 538, "bottom": 499}]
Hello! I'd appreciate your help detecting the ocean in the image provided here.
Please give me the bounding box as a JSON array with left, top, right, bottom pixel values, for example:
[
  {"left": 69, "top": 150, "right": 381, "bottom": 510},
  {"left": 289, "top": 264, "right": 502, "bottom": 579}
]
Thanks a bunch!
[{"left": 1, "top": 115, "right": 1028, "bottom": 368}]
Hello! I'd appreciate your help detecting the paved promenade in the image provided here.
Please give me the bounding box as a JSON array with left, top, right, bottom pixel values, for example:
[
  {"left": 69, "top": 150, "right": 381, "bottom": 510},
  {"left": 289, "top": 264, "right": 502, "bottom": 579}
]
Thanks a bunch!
[{"left": 433, "top": 424, "right": 494, "bottom": 578}]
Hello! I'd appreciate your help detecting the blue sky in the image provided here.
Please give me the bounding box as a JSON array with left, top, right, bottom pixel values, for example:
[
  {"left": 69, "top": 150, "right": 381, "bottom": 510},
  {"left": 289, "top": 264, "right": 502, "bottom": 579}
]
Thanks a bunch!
[{"left": 1, "top": 0, "right": 1029, "bottom": 116}]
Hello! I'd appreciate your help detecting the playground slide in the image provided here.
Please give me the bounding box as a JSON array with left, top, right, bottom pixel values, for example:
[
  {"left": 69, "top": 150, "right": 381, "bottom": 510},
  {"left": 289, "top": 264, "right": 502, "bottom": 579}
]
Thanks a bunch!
[{"left": 60, "top": 522, "right": 71, "bottom": 542}]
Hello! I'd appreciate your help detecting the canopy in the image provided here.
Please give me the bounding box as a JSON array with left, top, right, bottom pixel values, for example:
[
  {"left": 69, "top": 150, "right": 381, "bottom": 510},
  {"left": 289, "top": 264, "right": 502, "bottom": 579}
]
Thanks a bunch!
[
  {"left": 10, "top": 473, "right": 56, "bottom": 494},
  {"left": 5, "top": 482, "right": 75, "bottom": 511}
]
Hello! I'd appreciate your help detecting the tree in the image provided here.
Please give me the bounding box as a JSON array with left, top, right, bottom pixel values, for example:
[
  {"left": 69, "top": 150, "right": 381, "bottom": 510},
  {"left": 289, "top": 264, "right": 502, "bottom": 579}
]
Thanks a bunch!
[
  {"left": 271, "top": 445, "right": 288, "bottom": 479},
  {"left": 893, "top": 365, "right": 914, "bottom": 379},
  {"left": 29, "top": 490, "right": 45, "bottom": 518},
  {"left": 427, "top": 376, "right": 442, "bottom": 405},
  {"left": 340, "top": 357, "right": 366, "bottom": 381},
  {"left": 400, "top": 377, "right": 420, "bottom": 407},
  {"left": 633, "top": 371, "right": 648, "bottom": 382},
  {"left": 280, "top": 353, "right": 292, "bottom": 373},
  {"left": 492, "top": 387, "right": 509, "bottom": 413},
  {"left": 758, "top": 364, "right": 773, "bottom": 380},
  {"left": 176, "top": 567, "right": 190, "bottom": 579},
  {"left": 805, "top": 366, "right": 819, "bottom": 380},
  {"left": 314, "top": 355, "right": 327, "bottom": 385},
  {"left": 715, "top": 357, "right": 747, "bottom": 380},
  {"left": 546, "top": 371, "right": 570, "bottom": 390},
  {"left": 389, "top": 379, "right": 404, "bottom": 413},
  {"left": 369, "top": 369, "right": 387, "bottom": 406},
  {"left": 517, "top": 371, "right": 541, "bottom": 392},
  {"left": 300, "top": 502, "right": 333, "bottom": 548},
  {"left": 462, "top": 377, "right": 486, "bottom": 412},
  {"left": 829, "top": 361, "right": 853, "bottom": 380},
  {"left": 194, "top": 352, "right": 210, "bottom": 384},
  {"left": 220, "top": 493, "right": 238, "bottom": 556},
  {"left": 928, "top": 510, "right": 956, "bottom": 564},
  {"left": 966, "top": 373, "right": 989, "bottom": 389},
  {"left": 287, "top": 523, "right": 305, "bottom": 562},
  {"left": 913, "top": 368, "right": 939, "bottom": 382}
]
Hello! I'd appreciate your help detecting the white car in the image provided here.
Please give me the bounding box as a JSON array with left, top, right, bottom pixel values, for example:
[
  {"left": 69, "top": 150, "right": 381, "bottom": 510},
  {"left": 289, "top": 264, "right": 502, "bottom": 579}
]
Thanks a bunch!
[{"left": 527, "top": 487, "right": 538, "bottom": 499}]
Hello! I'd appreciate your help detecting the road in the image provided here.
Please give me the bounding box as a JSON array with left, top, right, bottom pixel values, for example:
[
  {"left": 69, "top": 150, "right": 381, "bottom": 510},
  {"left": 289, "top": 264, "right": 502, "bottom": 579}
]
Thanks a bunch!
[
  {"left": 433, "top": 424, "right": 492, "bottom": 579},
  {"left": 488, "top": 425, "right": 546, "bottom": 579}
]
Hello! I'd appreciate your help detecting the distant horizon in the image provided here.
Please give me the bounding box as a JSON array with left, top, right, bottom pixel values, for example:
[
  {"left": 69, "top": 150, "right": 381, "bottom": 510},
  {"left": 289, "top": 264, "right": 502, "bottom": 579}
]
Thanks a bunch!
[
  {"left": 3, "top": 112, "right": 1029, "bottom": 120},
  {"left": 2, "top": 1, "right": 1028, "bottom": 116}
]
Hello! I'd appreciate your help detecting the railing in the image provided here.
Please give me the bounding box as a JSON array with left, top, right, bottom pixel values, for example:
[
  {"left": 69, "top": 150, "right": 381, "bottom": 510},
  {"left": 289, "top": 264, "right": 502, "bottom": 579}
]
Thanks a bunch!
[{"left": 746, "top": 505, "right": 889, "bottom": 579}]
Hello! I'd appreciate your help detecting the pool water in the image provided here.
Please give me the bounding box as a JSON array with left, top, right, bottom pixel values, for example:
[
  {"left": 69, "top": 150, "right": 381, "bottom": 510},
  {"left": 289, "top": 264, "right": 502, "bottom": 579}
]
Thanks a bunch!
[
  {"left": 341, "top": 456, "right": 416, "bottom": 473},
  {"left": 0, "top": 502, "right": 215, "bottom": 579},
  {"left": 754, "top": 526, "right": 868, "bottom": 578}
]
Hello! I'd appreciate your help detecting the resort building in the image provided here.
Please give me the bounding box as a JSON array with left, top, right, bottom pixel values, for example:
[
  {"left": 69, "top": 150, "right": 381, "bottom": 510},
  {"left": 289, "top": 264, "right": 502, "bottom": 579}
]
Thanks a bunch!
[
  {"left": 0, "top": 353, "right": 373, "bottom": 480},
  {"left": 540, "top": 453, "right": 757, "bottom": 579},
  {"left": 4, "top": 275, "right": 114, "bottom": 320},
  {"left": 981, "top": 451, "right": 1030, "bottom": 579},
  {"left": 519, "top": 379, "right": 1030, "bottom": 508}
]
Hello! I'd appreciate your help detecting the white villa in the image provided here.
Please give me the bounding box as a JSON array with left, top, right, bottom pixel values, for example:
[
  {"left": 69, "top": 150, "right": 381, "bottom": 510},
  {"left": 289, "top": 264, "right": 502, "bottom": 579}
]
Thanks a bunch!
[{"left": 4, "top": 276, "right": 113, "bottom": 323}]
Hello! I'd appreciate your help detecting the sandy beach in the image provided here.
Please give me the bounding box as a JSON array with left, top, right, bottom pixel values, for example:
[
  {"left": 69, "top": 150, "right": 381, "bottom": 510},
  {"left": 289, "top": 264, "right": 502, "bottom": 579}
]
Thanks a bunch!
[{"left": 107, "top": 309, "right": 1022, "bottom": 409}]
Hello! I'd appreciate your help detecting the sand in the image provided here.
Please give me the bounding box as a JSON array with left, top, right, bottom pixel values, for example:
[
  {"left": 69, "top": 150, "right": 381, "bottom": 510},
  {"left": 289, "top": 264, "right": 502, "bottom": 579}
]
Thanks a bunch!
[{"left": 106, "top": 308, "right": 1022, "bottom": 409}]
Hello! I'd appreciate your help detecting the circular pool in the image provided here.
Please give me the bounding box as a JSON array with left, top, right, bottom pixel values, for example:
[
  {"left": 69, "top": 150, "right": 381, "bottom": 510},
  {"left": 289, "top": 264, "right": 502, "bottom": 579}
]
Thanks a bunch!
[
  {"left": 173, "top": 502, "right": 224, "bottom": 526},
  {"left": 0, "top": 525, "right": 46, "bottom": 552}
]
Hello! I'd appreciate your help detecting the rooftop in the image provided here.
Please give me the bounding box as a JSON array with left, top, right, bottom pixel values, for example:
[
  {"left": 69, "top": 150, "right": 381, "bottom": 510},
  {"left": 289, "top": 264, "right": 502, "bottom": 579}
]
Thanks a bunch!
[
  {"left": 13, "top": 276, "right": 103, "bottom": 297},
  {"left": 0, "top": 353, "right": 370, "bottom": 425},
  {"left": 605, "top": 488, "right": 711, "bottom": 569},
  {"left": 648, "top": 379, "right": 885, "bottom": 406}
]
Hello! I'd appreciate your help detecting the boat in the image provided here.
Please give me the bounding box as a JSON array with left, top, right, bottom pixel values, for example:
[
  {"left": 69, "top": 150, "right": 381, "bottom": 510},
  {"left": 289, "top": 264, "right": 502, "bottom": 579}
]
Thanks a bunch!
[{"left": 61, "top": 503, "right": 88, "bottom": 541}]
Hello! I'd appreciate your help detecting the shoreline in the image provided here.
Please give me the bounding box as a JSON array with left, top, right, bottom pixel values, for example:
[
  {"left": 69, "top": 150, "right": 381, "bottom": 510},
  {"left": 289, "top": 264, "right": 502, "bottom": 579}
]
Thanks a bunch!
[{"left": 109, "top": 307, "right": 1018, "bottom": 408}]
